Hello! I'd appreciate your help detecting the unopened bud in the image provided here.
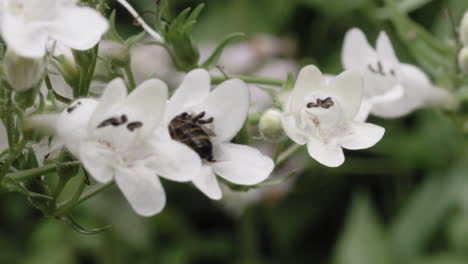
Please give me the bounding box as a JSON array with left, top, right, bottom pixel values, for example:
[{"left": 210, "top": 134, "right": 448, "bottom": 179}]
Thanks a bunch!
[
  {"left": 54, "top": 55, "right": 81, "bottom": 89},
  {"left": 99, "top": 40, "right": 130, "bottom": 67},
  {"left": 259, "top": 109, "right": 285, "bottom": 142},
  {"left": 459, "top": 47, "right": 468, "bottom": 74},
  {"left": 461, "top": 10, "right": 468, "bottom": 46},
  {"left": 3, "top": 48, "right": 45, "bottom": 92}
]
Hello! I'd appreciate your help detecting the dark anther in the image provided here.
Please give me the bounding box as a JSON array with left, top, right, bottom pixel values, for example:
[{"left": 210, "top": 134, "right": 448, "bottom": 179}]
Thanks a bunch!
[
  {"left": 97, "top": 115, "right": 128, "bottom": 128},
  {"left": 127, "top": 122, "right": 143, "bottom": 131},
  {"left": 307, "top": 97, "right": 334, "bottom": 109},
  {"left": 367, "top": 61, "right": 386, "bottom": 76},
  {"left": 66, "top": 101, "right": 82, "bottom": 113},
  {"left": 390, "top": 69, "right": 396, "bottom": 76}
]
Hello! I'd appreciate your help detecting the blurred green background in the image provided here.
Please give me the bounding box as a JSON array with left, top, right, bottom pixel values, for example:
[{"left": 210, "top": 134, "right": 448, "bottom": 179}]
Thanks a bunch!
[{"left": 2, "top": 0, "right": 468, "bottom": 263}]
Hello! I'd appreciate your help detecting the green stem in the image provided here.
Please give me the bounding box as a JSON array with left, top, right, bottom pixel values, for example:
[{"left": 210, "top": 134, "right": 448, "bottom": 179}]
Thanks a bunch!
[
  {"left": 77, "top": 182, "right": 114, "bottom": 205},
  {"left": 4, "top": 87, "right": 15, "bottom": 148},
  {"left": 124, "top": 63, "right": 136, "bottom": 91},
  {"left": 276, "top": 144, "right": 302, "bottom": 167},
  {"left": 54, "top": 169, "right": 87, "bottom": 216},
  {"left": 0, "top": 139, "right": 27, "bottom": 181},
  {"left": 5, "top": 161, "right": 80, "bottom": 181},
  {"left": 211, "top": 75, "right": 284, "bottom": 87}
]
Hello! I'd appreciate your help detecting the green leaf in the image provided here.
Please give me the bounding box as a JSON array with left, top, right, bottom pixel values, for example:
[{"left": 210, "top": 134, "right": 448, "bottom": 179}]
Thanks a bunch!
[
  {"left": 389, "top": 160, "right": 466, "bottom": 262},
  {"left": 106, "top": 10, "right": 124, "bottom": 43},
  {"left": 59, "top": 215, "right": 110, "bottom": 235},
  {"left": 332, "top": 192, "right": 392, "bottom": 264},
  {"left": 125, "top": 30, "right": 147, "bottom": 47},
  {"left": 201, "top": 32, "right": 246, "bottom": 69}
]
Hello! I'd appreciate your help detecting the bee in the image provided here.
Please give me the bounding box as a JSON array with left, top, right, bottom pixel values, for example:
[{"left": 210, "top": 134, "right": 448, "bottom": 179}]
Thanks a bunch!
[{"left": 169, "top": 111, "right": 216, "bottom": 162}]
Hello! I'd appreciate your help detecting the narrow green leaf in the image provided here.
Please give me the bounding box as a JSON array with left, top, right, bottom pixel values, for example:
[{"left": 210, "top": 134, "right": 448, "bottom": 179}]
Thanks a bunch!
[
  {"left": 332, "top": 192, "right": 392, "bottom": 264},
  {"left": 201, "top": 32, "right": 246, "bottom": 69},
  {"left": 106, "top": 10, "right": 124, "bottom": 43},
  {"left": 389, "top": 160, "right": 466, "bottom": 262},
  {"left": 59, "top": 215, "right": 110, "bottom": 235}
]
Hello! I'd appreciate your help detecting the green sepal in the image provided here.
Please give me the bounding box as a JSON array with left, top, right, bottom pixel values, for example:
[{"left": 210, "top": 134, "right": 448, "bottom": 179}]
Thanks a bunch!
[
  {"left": 201, "top": 32, "right": 246, "bottom": 69},
  {"left": 59, "top": 214, "right": 111, "bottom": 235}
]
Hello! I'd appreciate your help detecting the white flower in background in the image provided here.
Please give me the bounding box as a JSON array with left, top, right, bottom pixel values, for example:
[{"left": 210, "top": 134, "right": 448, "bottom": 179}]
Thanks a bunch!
[
  {"left": 342, "top": 28, "right": 454, "bottom": 121},
  {"left": 0, "top": 0, "right": 108, "bottom": 58},
  {"left": 282, "top": 65, "right": 385, "bottom": 167},
  {"left": 3, "top": 48, "right": 45, "bottom": 91},
  {"left": 162, "top": 69, "right": 275, "bottom": 200},
  {"left": 459, "top": 47, "right": 468, "bottom": 74},
  {"left": 461, "top": 10, "right": 468, "bottom": 46},
  {"left": 56, "top": 78, "right": 201, "bottom": 216}
]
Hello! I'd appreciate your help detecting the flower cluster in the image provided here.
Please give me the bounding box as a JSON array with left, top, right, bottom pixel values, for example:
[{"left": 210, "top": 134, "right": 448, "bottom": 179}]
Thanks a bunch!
[
  {"left": 55, "top": 69, "right": 274, "bottom": 216},
  {"left": 0, "top": 0, "right": 462, "bottom": 220}
]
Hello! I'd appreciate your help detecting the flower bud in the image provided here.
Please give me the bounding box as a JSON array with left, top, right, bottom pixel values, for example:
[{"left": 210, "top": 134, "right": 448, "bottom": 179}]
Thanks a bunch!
[
  {"left": 3, "top": 48, "right": 45, "bottom": 92},
  {"left": 54, "top": 55, "right": 81, "bottom": 89},
  {"left": 458, "top": 47, "right": 468, "bottom": 74},
  {"left": 259, "top": 109, "right": 285, "bottom": 142},
  {"left": 99, "top": 40, "right": 130, "bottom": 67},
  {"left": 460, "top": 10, "right": 468, "bottom": 46}
]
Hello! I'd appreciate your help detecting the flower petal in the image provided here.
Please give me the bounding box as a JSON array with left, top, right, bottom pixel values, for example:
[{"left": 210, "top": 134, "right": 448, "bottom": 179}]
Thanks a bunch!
[
  {"left": 341, "top": 28, "right": 376, "bottom": 71},
  {"left": 375, "top": 31, "right": 399, "bottom": 65},
  {"left": 193, "top": 165, "right": 222, "bottom": 200},
  {"left": 79, "top": 141, "right": 115, "bottom": 183},
  {"left": 123, "top": 79, "right": 168, "bottom": 138},
  {"left": 48, "top": 7, "right": 108, "bottom": 51},
  {"left": 193, "top": 79, "right": 249, "bottom": 142},
  {"left": 165, "top": 69, "right": 211, "bottom": 121},
  {"left": 354, "top": 99, "right": 373, "bottom": 122},
  {"left": 212, "top": 143, "right": 274, "bottom": 185},
  {"left": 2, "top": 14, "right": 48, "bottom": 58},
  {"left": 328, "top": 71, "right": 363, "bottom": 120},
  {"left": 115, "top": 166, "right": 166, "bottom": 217},
  {"left": 145, "top": 139, "right": 201, "bottom": 182},
  {"left": 281, "top": 114, "right": 308, "bottom": 145},
  {"left": 306, "top": 137, "right": 344, "bottom": 167},
  {"left": 290, "top": 65, "right": 325, "bottom": 113},
  {"left": 340, "top": 122, "right": 385, "bottom": 150},
  {"left": 89, "top": 78, "right": 127, "bottom": 130}
]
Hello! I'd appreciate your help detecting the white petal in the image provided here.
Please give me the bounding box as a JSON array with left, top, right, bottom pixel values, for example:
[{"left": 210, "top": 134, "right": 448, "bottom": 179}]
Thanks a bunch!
[
  {"left": 193, "top": 79, "right": 249, "bottom": 142},
  {"left": 212, "top": 143, "right": 274, "bottom": 185},
  {"left": 79, "top": 141, "right": 115, "bottom": 183},
  {"left": 281, "top": 114, "right": 308, "bottom": 144},
  {"left": 166, "top": 69, "right": 211, "bottom": 120},
  {"left": 375, "top": 31, "right": 399, "bottom": 65},
  {"left": 88, "top": 78, "right": 127, "bottom": 130},
  {"left": 290, "top": 65, "right": 325, "bottom": 113},
  {"left": 115, "top": 166, "right": 166, "bottom": 217},
  {"left": 354, "top": 100, "right": 373, "bottom": 122},
  {"left": 2, "top": 14, "right": 48, "bottom": 58},
  {"left": 145, "top": 139, "right": 201, "bottom": 182},
  {"left": 0, "top": 120, "right": 8, "bottom": 153},
  {"left": 306, "top": 137, "right": 344, "bottom": 167},
  {"left": 341, "top": 28, "right": 376, "bottom": 71},
  {"left": 193, "top": 165, "right": 222, "bottom": 200},
  {"left": 124, "top": 79, "right": 168, "bottom": 138},
  {"left": 340, "top": 122, "right": 385, "bottom": 150},
  {"left": 48, "top": 7, "right": 108, "bottom": 51},
  {"left": 328, "top": 71, "right": 363, "bottom": 120}
]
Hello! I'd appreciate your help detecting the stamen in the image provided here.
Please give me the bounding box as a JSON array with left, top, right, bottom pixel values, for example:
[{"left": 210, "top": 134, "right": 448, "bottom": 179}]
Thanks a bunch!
[
  {"left": 307, "top": 97, "right": 334, "bottom": 109},
  {"left": 66, "top": 101, "right": 82, "bottom": 113},
  {"left": 97, "top": 115, "right": 128, "bottom": 128},
  {"left": 127, "top": 122, "right": 143, "bottom": 131}
]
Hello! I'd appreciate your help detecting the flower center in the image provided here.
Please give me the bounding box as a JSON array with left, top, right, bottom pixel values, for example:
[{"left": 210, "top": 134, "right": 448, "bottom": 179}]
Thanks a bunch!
[{"left": 367, "top": 60, "right": 396, "bottom": 77}]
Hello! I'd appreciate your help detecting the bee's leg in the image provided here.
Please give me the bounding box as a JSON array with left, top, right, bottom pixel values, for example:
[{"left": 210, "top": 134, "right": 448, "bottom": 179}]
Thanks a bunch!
[
  {"left": 192, "top": 111, "right": 206, "bottom": 122},
  {"left": 197, "top": 117, "right": 214, "bottom": 124},
  {"left": 207, "top": 155, "right": 216, "bottom": 162}
]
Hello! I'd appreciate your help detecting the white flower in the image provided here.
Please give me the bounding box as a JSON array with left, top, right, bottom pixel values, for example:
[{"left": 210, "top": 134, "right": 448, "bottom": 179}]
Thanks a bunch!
[
  {"left": 342, "top": 28, "right": 453, "bottom": 121},
  {"left": 282, "top": 65, "right": 385, "bottom": 167},
  {"left": 56, "top": 78, "right": 201, "bottom": 216},
  {"left": 162, "top": 69, "right": 275, "bottom": 200},
  {"left": 0, "top": 0, "right": 108, "bottom": 58},
  {"left": 461, "top": 10, "right": 468, "bottom": 47}
]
